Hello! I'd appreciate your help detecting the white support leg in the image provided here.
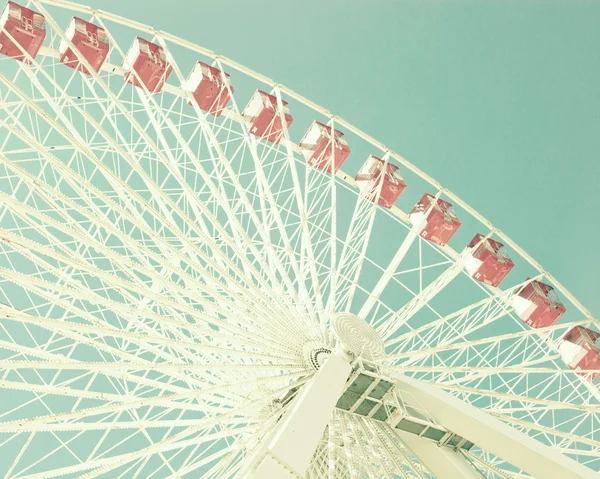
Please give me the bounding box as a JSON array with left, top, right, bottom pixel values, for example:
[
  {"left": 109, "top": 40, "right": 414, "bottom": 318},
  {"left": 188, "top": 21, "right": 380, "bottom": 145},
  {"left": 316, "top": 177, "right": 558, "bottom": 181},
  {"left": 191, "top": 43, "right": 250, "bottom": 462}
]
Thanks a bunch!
[
  {"left": 397, "top": 432, "right": 484, "bottom": 479},
  {"left": 250, "top": 354, "right": 352, "bottom": 478},
  {"left": 394, "top": 374, "right": 597, "bottom": 479}
]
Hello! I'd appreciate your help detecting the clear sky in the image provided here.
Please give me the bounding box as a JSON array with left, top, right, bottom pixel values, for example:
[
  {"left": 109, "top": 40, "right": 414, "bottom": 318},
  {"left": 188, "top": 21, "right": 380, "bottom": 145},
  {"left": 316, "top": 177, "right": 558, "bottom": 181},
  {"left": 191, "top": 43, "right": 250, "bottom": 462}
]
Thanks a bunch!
[
  {"left": 0, "top": 2, "right": 597, "bottom": 476},
  {"left": 74, "top": 0, "right": 600, "bottom": 318}
]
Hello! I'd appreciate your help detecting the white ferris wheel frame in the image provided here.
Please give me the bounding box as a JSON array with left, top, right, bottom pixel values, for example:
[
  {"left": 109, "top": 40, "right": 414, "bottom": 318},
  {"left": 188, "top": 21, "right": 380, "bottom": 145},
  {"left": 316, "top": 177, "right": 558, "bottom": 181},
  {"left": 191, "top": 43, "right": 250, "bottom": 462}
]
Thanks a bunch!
[
  {"left": 23, "top": 0, "right": 589, "bottom": 320},
  {"left": 0, "top": 0, "right": 597, "bottom": 478}
]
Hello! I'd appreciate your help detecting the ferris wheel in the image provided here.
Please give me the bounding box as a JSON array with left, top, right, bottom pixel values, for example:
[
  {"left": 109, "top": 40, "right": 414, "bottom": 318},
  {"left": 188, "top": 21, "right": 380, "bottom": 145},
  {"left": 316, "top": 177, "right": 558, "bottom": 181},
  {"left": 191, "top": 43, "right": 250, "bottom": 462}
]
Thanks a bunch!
[{"left": 0, "top": 1, "right": 598, "bottom": 478}]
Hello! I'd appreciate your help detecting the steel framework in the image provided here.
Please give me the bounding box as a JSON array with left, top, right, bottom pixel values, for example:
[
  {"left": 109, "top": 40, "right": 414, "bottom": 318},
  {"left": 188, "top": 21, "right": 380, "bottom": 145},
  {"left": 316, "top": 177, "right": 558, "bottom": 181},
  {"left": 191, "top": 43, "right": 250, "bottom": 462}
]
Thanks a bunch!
[{"left": 0, "top": 1, "right": 598, "bottom": 478}]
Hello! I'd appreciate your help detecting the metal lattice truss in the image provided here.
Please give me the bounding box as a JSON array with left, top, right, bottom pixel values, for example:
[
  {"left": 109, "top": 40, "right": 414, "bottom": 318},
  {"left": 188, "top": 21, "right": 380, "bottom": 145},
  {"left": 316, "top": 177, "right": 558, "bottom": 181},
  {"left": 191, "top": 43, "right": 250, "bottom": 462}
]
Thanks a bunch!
[{"left": 0, "top": 0, "right": 598, "bottom": 477}]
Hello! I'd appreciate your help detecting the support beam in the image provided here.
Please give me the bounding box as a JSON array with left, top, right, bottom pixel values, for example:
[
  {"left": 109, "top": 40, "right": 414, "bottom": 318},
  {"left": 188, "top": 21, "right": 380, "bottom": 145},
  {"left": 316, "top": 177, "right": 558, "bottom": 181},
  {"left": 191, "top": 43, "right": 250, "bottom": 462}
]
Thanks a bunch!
[
  {"left": 250, "top": 354, "right": 352, "bottom": 478},
  {"left": 394, "top": 374, "right": 597, "bottom": 479},
  {"left": 398, "top": 431, "right": 484, "bottom": 479}
]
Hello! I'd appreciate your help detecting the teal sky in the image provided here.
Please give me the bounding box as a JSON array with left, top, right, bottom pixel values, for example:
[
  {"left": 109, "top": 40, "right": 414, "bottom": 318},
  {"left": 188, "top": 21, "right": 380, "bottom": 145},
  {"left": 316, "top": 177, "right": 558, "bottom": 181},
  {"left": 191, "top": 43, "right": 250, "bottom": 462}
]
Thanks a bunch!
[
  {"left": 0, "top": 2, "right": 597, "bottom": 475},
  {"left": 75, "top": 0, "right": 599, "bottom": 317}
]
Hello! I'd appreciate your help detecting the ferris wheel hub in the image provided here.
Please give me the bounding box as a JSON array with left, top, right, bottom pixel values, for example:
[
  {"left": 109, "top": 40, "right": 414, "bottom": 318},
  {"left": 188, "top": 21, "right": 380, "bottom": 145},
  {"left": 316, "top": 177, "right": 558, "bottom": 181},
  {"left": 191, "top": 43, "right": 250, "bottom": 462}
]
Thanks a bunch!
[
  {"left": 303, "top": 342, "right": 332, "bottom": 370},
  {"left": 331, "top": 312, "right": 384, "bottom": 360}
]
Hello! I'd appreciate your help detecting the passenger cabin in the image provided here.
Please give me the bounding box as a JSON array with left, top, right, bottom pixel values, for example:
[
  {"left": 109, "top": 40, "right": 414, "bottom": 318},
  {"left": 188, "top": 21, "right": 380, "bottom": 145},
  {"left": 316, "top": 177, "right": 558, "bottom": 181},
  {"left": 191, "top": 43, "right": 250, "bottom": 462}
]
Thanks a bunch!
[
  {"left": 464, "top": 233, "right": 514, "bottom": 287},
  {"left": 184, "top": 61, "right": 232, "bottom": 117},
  {"left": 513, "top": 279, "right": 566, "bottom": 328},
  {"left": 409, "top": 193, "right": 461, "bottom": 246},
  {"left": 123, "top": 37, "right": 171, "bottom": 93},
  {"left": 0, "top": 2, "right": 45, "bottom": 63},
  {"left": 242, "top": 89, "right": 293, "bottom": 144},
  {"left": 355, "top": 156, "right": 407, "bottom": 208},
  {"left": 559, "top": 326, "right": 600, "bottom": 380},
  {"left": 299, "top": 121, "right": 350, "bottom": 173},
  {"left": 59, "top": 17, "right": 109, "bottom": 75}
]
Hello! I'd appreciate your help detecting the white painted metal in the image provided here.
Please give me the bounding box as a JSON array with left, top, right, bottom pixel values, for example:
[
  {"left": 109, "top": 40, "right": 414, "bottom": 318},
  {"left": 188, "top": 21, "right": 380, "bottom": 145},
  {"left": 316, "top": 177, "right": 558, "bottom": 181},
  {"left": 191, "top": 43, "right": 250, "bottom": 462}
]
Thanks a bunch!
[
  {"left": 395, "top": 373, "right": 598, "bottom": 479},
  {"left": 358, "top": 226, "right": 420, "bottom": 320},
  {"left": 397, "top": 432, "right": 484, "bottom": 479},
  {"left": 0, "top": 1, "right": 595, "bottom": 477},
  {"left": 24, "top": 6, "right": 592, "bottom": 324},
  {"left": 251, "top": 354, "right": 351, "bottom": 478}
]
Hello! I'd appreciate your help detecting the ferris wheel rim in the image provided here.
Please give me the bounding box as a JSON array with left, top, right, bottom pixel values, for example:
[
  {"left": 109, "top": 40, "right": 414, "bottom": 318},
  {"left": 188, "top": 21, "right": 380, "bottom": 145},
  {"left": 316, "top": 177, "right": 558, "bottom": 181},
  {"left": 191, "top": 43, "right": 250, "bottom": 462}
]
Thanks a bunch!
[{"left": 28, "top": 0, "right": 595, "bottom": 323}]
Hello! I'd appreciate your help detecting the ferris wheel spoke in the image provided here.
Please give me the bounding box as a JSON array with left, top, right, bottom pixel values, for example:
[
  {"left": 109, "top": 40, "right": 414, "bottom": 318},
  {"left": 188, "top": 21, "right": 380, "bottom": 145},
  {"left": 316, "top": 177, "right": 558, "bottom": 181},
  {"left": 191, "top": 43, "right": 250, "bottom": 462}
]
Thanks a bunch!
[
  {"left": 0, "top": 161, "right": 296, "bottom": 352},
  {"left": 0, "top": 326, "right": 300, "bottom": 394},
  {"left": 299, "top": 161, "right": 336, "bottom": 318},
  {"left": 376, "top": 257, "right": 464, "bottom": 341},
  {"left": 0, "top": 304, "right": 299, "bottom": 364},
  {"left": 3, "top": 417, "right": 255, "bottom": 433},
  {"left": 161, "top": 444, "right": 244, "bottom": 479},
  {"left": 0, "top": 360, "right": 306, "bottom": 374},
  {"left": 174, "top": 415, "right": 276, "bottom": 479},
  {"left": 122, "top": 88, "right": 284, "bottom": 300},
  {"left": 0, "top": 164, "right": 305, "bottom": 355},
  {"left": 0, "top": 331, "right": 307, "bottom": 421},
  {"left": 176, "top": 413, "right": 268, "bottom": 479},
  {"left": 273, "top": 86, "right": 326, "bottom": 318},
  {"left": 0, "top": 368, "right": 221, "bottom": 417},
  {"left": 303, "top": 118, "right": 340, "bottom": 318},
  {"left": 0, "top": 152, "right": 242, "bottom": 310},
  {"left": 2, "top": 55, "right": 304, "bottom": 335},
  {"left": 235, "top": 143, "right": 304, "bottom": 284},
  {"left": 0, "top": 272, "right": 294, "bottom": 368},
  {"left": 376, "top": 234, "right": 506, "bottom": 345},
  {"left": 108, "top": 51, "right": 304, "bottom": 326},
  {"left": 380, "top": 267, "right": 596, "bottom": 399},
  {"left": 443, "top": 378, "right": 596, "bottom": 425},
  {"left": 0, "top": 373, "right": 230, "bottom": 422},
  {"left": 94, "top": 103, "right": 301, "bottom": 328},
  {"left": 388, "top": 321, "right": 584, "bottom": 365},
  {"left": 389, "top": 330, "right": 584, "bottom": 403},
  {"left": 0, "top": 216, "right": 270, "bottom": 328},
  {"left": 0, "top": 259, "right": 288, "bottom": 364},
  {"left": 333, "top": 156, "right": 391, "bottom": 314},
  {"left": 213, "top": 89, "right": 308, "bottom": 286},
  {"left": 58, "top": 379, "right": 299, "bottom": 479},
  {"left": 446, "top": 385, "right": 600, "bottom": 453},
  {"left": 391, "top": 351, "right": 588, "bottom": 414},
  {"left": 0, "top": 377, "right": 139, "bottom": 403},
  {"left": 0, "top": 326, "right": 206, "bottom": 393},
  {"left": 6, "top": 238, "right": 290, "bottom": 356},
  {"left": 0, "top": 77, "right": 296, "bottom": 331},
  {"left": 0, "top": 248, "right": 291, "bottom": 357},
  {"left": 392, "top": 322, "right": 594, "bottom": 409},
  {"left": 337, "top": 413, "right": 378, "bottom": 478},
  {"left": 225, "top": 134, "right": 319, "bottom": 327},
  {"left": 384, "top": 277, "right": 541, "bottom": 354},
  {"left": 384, "top": 272, "right": 597, "bottom": 419},
  {"left": 190, "top": 450, "right": 243, "bottom": 479},
  {"left": 358, "top": 229, "right": 420, "bottom": 322},
  {"left": 439, "top": 383, "right": 600, "bottom": 414},
  {"left": 15, "top": 423, "right": 247, "bottom": 479},
  {"left": 158, "top": 439, "right": 244, "bottom": 479},
  {"left": 336, "top": 413, "right": 362, "bottom": 476},
  {"left": 397, "top": 365, "right": 600, "bottom": 378},
  {"left": 213, "top": 62, "right": 322, "bottom": 327},
  {"left": 0, "top": 372, "right": 307, "bottom": 437},
  {"left": 359, "top": 190, "right": 452, "bottom": 323}
]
